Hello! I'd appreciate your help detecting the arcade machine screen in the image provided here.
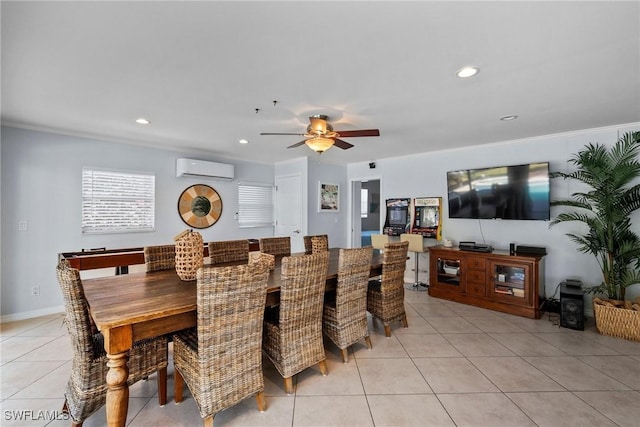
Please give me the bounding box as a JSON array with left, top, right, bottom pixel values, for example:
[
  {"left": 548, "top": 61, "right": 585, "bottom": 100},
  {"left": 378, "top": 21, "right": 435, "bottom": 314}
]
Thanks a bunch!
[{"left": 383, "top": 198, "right": 410, "bottom": 235}]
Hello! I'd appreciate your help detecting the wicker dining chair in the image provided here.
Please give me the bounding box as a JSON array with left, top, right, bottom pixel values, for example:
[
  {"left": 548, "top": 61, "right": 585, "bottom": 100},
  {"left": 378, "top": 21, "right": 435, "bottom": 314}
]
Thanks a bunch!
[
  {"left": 56, "top": 260, "right": 168, "bottom": 427},
  {"left": 208, "top": 239, "right": 249, "bottom": 264},
  {"left": 259, "top": 237, "right": 291, "bottom": 257},
  {"left": 173, "top": 263, "right": 270, "bottom": 427},
  {"left": 262, "top": 251, "right": 330, "bottom": 394},
  {"left": 303, "top": 234, "right": 328, "bottom": 254},
  {"left": 248, "top": 252, "right": 275, "bottom": 270},
  {"left": 367, "top": 241, "right": 409, "bottom": 337},
  {"left": 323, "top": 246, "right": 374, "bottom": 363},
  {"left": 143, "top": 244, "right": 176, "bottom": 272},
  {"left": 311, "top": 235, "right": 329, "bottom": 253}
]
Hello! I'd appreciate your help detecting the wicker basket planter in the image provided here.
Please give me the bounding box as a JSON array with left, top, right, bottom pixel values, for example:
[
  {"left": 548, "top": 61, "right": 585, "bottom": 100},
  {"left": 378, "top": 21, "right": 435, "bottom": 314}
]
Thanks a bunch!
[
  {"left": 174, "top": 230, "right": 204, "bottom": 281},
  {"left": 593, "top": 297, "right": 640, "bottom": 342}
]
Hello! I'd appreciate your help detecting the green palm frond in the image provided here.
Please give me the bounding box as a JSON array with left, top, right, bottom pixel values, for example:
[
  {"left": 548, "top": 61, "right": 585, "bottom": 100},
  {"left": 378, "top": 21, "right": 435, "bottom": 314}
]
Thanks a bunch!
[
  {"left": 622, "top": 269, "right": 640, "bottom": 290},
  {"left": 550, "top": 131, "right": 640, "bottom": 300},
  {"left": 615, "top": 185, "right": 640, "bottom": 216}
]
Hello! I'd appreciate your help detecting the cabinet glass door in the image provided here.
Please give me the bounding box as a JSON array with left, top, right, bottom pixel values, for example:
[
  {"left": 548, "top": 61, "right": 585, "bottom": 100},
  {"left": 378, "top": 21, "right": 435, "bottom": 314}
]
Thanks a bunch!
[
  {"left": 491, "top": 262, "right": 530, "bottom": 303},
  {"left": 437, "top": 257, "right": 461, "bottom": 286}
]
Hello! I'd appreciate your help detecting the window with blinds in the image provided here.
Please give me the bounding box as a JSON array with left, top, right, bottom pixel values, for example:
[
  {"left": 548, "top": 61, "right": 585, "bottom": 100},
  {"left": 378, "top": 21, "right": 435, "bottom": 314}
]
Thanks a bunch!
[
  {"left": 82, "top": 168, "right": 155, "bottom": 234},
  {"left": 361, "top": 188, "right": 369, "bottom": 218},
  {"left": 238, "top": 182, "right": 274, "bottom": 228}
]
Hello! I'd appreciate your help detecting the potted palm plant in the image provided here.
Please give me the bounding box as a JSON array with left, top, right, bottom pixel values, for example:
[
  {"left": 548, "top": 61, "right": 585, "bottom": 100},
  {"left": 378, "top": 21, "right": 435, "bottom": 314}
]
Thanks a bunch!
[{"left": 550, "top": 130, "right": 640, "bottom": 340}]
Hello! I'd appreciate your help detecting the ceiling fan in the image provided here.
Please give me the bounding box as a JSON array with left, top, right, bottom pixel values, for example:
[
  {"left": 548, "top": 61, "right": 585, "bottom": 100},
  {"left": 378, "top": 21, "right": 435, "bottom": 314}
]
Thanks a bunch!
[{"left": 260, "top": 114, "right": 380, "bottom": 153}]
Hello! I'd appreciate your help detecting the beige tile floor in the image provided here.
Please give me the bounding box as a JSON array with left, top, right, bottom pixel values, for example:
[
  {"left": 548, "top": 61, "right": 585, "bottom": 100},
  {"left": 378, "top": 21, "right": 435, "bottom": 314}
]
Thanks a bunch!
[{"left": 1, "top": 290, "right": 639, "bottom": 426}]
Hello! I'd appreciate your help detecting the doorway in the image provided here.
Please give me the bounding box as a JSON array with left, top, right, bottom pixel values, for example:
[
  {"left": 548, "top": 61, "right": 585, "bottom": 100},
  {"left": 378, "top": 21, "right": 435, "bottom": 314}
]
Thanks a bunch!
[{"left": 351, "top": 179, "right": 381, "bottom": 247}]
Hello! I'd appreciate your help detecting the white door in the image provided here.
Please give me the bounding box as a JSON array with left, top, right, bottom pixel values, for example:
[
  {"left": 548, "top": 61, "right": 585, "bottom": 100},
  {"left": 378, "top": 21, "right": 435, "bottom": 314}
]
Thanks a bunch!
[{"left": 275, "top": 173, "right": 304, "bottom": 253}]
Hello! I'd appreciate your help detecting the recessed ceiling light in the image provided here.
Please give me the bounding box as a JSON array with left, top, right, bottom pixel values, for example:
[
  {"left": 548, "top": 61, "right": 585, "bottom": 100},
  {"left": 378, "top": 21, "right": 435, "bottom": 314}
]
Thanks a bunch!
[
  {"left": 456, "top": 66, "right": 479, "bottom": 78},
  {"left": 500, "top": 115, "right": 518, "bottom": 121},
  {"left": 239, "top": 139, "right": 249, "bottom": 144},
  {"left": 135, "top": 118, "right": 150, "bottom": 125}
]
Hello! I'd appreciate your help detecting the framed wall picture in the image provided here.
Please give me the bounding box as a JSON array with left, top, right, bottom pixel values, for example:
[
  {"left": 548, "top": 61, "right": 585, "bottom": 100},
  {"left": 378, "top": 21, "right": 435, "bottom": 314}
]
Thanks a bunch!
[
  {"left": 177, "top": 184, "right": 223, "bottom": 228},
  {"left": 319, "top": 182, "right": 339, "bottom": 212}
]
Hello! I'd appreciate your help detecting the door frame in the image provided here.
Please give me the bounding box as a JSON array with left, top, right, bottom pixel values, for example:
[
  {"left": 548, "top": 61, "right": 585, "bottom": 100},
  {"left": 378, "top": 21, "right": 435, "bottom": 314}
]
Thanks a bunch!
[{"left": 349, "top": 176, "right": 382, "bottom": 248}]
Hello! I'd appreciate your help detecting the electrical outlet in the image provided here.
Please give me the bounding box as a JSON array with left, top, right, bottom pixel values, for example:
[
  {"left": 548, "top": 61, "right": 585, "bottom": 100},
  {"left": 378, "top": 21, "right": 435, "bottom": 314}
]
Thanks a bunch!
[
  {"left": 31, "top": 286, "right": 40, "bottom": 296},
  {"left": 18, "top": 221, "right": 27, "bottom": 231}
]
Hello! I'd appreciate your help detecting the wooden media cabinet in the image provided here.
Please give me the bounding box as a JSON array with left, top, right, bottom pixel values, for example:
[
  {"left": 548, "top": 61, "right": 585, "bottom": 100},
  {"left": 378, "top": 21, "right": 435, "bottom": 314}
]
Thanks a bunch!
[{"left": 428, "top": 247, "right": 545, "bottom": 319}]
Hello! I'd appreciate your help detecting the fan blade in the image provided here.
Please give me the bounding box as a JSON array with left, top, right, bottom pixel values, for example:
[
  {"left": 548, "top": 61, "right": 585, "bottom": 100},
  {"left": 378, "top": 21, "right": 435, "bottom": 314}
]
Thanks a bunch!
[
  {"left": 287, "top": 140, "right": 307, "bottom": 149},
  {"left": 333, "top": 138, "right": 354, "bottom": 150},
  {"left": 260, "top": 132, "right": 306, "bottom": 136},
  {"left": 334, "top": 129, "right": 380, "bottom": 138}
]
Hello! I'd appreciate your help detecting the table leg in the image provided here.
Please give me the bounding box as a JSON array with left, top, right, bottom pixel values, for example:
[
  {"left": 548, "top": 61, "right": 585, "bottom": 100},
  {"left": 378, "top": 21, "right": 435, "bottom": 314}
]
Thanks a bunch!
[{"left": 106, "top": 351, "right": 129, "bottom": 427}]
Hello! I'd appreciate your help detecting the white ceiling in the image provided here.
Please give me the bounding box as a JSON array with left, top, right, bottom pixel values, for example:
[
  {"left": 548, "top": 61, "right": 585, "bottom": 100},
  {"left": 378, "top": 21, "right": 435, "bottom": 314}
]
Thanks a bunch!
[{"left": 2, "top": 1, "right": 639, "bottom": 165}]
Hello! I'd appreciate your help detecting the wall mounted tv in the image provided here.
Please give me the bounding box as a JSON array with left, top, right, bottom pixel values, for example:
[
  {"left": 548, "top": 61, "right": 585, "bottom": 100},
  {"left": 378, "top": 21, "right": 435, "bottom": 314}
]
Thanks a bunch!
[{"left": 447, "top": 162, "right": 550, "bottom": 220}]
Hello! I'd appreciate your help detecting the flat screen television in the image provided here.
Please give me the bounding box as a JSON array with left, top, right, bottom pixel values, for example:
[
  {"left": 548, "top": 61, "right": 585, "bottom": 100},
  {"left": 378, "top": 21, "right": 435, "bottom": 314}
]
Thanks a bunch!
[{"left": 447, "top": 162, "right": 550, "bottom": 220}]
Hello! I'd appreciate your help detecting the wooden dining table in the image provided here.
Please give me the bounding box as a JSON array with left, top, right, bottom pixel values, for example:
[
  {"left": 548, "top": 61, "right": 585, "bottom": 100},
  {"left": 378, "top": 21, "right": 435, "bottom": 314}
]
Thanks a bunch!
[{"left": 80, "top": 248, "right": 383, "bottom": 427}]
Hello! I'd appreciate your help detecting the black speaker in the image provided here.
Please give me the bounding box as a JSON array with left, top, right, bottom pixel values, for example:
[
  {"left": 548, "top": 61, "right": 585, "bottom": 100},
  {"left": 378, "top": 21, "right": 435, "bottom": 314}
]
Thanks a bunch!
[
  {"left": 516, "top": 245, "right": 547, "bottom": 256},
  {"left": 560, "top": 282, "right": 584, "bottom": 330}
]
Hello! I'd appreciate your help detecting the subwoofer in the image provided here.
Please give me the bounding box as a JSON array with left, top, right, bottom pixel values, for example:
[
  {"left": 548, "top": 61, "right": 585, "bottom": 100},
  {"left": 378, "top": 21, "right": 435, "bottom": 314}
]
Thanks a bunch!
[{"left": 560, "top": 282, "right": 584, "bottom": 331}]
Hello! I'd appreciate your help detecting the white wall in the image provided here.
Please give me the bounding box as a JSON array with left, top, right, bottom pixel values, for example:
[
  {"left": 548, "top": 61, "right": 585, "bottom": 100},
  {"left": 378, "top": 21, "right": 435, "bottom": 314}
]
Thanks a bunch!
[
  {"left": 1, "top": 126, "right": 275, "bottom": 320},
  {"left": 348, "top": 123, "right": 640, "bottom": 314},
  {"left": 307, "top": 158, "right": 349, "bottom": 249}
]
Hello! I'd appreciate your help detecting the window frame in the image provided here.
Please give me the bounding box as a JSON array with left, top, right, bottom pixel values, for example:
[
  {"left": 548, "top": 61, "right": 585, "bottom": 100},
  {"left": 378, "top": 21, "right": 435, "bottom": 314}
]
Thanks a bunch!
[
  {"left": 81, "top": 167, "right": 156, "bottom": 234},
  {"left": 361, "top": 188, "right": 369, "bottom": 218},
  {"left": 237, "top": 181, "right": 274, "bottom": 228}
]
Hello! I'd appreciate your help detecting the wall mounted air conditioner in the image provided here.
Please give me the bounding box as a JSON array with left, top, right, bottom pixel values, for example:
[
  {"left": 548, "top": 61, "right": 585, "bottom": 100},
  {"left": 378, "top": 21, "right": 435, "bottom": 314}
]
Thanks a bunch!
[{"left": 176, "top": 158, "right": 235, "bottom": 181}]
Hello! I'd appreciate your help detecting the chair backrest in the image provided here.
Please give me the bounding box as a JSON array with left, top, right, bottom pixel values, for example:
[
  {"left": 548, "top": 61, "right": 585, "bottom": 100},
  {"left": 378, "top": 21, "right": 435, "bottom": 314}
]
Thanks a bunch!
[
  {"left": 371, "top": 234, "right": 390, "bottom": 250},
  {"left": 194, "top": 263, "right": 270, "bottom": 407},
  {"left": 303, "top": 234, "right": 328, "bottom": 254},
  {"left": 259, "top": 237, "right": 291, "bottom": 256},
  {"left": 335, "top": 247, "right": 374, "bottom": 319},
  {"left": 144, "top": 244, "right": 176, "bottom": 272},
  {"left": 310, "top": 235, "right": 329, "bottom": 253},
  {"left": 248, "top": 252, "right": 275, "bottom": 270},
  {"left": 56, "top": 260, "right": 100, "bottom": 362},
  {"left": 400, "top": 233, "right": 425, "bottom": 253},
  {"left": 208, "top": 239, "right": 249, "bottom": 264},
  {"left": 380, "top": 241, "right": 409, "bottom": 292},
  {"left": 278, "top": 251, "right": 329, "bottom": 340}
]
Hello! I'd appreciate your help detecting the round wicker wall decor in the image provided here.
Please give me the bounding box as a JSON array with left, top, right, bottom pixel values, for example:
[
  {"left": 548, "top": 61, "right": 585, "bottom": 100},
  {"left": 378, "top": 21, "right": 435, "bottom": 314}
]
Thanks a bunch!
[{"left": 177, "top": 184, "right": 222, "bottom": 229}]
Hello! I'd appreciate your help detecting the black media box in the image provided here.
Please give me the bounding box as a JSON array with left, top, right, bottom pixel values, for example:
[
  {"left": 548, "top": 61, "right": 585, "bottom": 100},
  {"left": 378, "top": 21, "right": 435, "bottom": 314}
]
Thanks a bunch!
[{"left": 515, "top": 245, "right": 547, "bottom": 256}]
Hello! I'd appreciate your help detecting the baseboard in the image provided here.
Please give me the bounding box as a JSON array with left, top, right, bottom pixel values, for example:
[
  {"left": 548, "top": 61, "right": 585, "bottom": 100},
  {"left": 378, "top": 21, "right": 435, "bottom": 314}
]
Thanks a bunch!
[{"left": 1, "top": 305, "right": 65, "bottom": 323}]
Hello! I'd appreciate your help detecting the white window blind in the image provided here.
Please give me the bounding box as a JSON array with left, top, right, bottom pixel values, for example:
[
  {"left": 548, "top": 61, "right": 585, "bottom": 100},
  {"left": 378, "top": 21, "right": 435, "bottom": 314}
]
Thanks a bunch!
[
  {"left": 82, "top": 168, "right": 155, "bottom": 234},
  {"left": 238, "top": 182, "right": 274, "bottom": 228}
]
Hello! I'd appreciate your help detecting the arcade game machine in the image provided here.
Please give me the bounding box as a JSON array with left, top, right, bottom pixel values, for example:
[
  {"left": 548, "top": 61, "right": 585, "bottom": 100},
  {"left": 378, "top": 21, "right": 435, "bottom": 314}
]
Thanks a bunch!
[
  {"left": 383, "top": 198, "right": 411, "bottom": 235},
  {"left": 410, "top": 197, "right": 443, "bottom": 240}
]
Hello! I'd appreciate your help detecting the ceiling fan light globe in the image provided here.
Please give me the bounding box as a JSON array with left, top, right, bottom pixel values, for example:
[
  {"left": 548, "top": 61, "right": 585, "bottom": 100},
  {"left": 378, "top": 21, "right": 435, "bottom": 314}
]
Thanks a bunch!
[{"left": 305, "top": 137, "right": 334, "bottom": 153}]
